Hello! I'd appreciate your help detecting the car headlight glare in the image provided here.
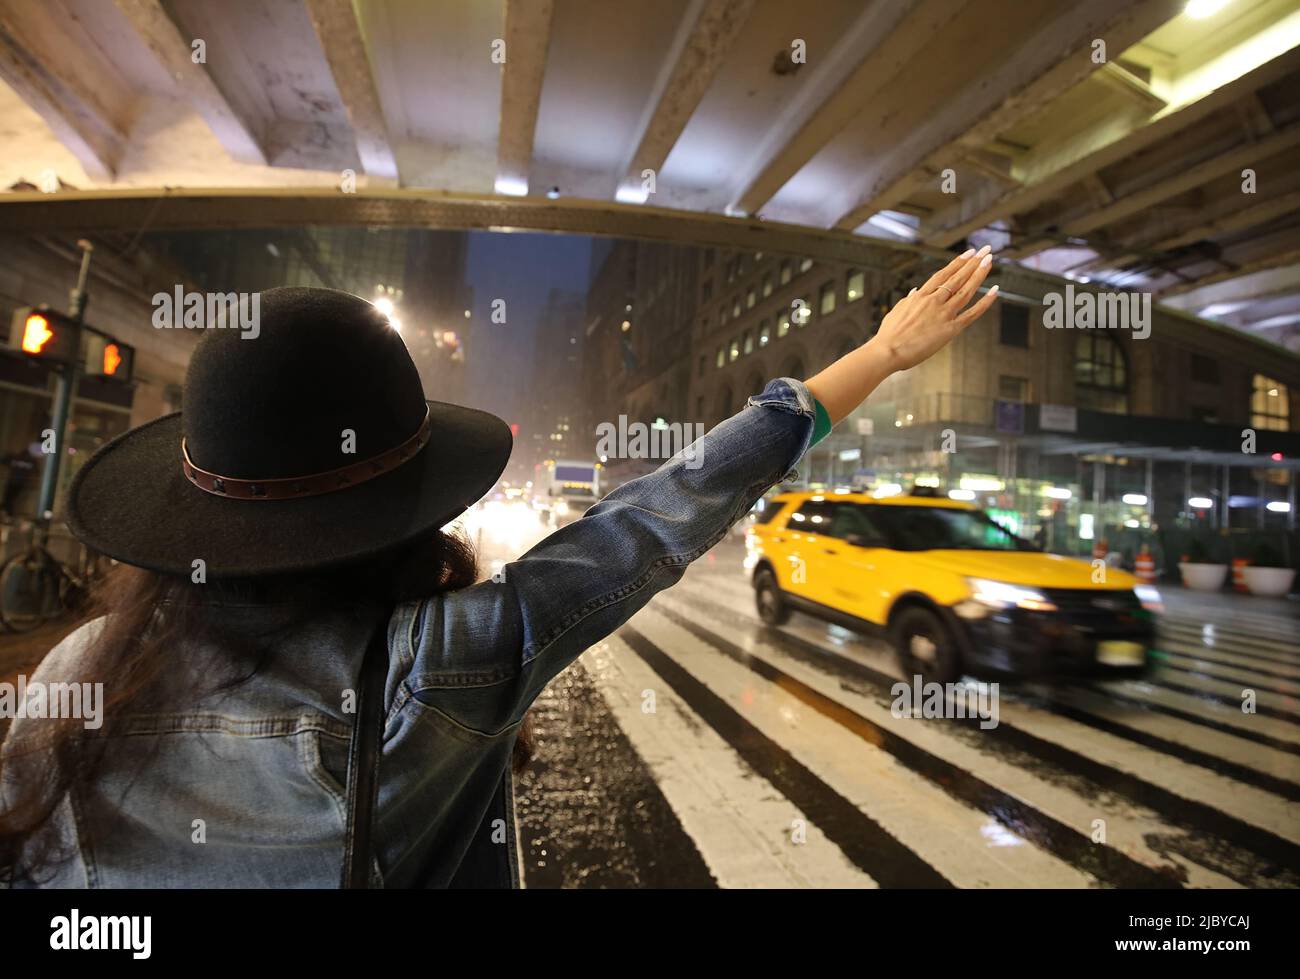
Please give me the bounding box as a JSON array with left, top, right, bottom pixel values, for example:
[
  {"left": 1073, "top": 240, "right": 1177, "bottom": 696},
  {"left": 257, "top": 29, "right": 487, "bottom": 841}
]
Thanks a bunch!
[
  {"left": 1134, "top": 585, "right": 1163, "bottom": 612},
  {"left": 966, "top": 578, "right": 1057, "bottom": 612}
]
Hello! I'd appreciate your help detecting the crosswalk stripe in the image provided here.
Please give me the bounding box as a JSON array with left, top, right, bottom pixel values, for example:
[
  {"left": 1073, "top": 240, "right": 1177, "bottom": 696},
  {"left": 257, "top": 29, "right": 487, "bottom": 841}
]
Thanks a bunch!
[
  {"left": 584, "top": 637, "right": 871, "bottom": 887},
  {"left": 659, "top": 585, "right": 1300, "bottom": 881},
  {"left": 627, "top": 612, "right": 1100, "bottom": 887},
  {"left": 645, "top": 594, "right": 1248, "bottom": 887},
  {"left": 618, "top": 624, "right": 954, "bottom": 887},
  {"left": 629, "top": 603, "right": 1180, "bottom": 884}
]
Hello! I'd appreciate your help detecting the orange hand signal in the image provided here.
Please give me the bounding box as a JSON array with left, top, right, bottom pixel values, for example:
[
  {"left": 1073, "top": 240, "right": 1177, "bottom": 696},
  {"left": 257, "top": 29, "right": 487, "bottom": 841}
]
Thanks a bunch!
[
  {"left": 22, "top": 314, "right": 54, "bottom": 354},
  {"left": 103, "top": 343, "right": 122, "bottom": 375}
]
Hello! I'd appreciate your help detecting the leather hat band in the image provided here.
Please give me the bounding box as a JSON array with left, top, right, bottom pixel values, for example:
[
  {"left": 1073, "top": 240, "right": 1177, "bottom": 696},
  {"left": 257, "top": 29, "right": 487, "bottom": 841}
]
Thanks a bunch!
[{"left": 181, "top": 407, "right": 432, "bottom": 501}]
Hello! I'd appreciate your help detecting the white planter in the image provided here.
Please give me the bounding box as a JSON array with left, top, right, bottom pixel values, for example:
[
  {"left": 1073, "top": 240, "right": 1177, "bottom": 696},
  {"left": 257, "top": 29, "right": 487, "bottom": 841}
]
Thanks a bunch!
[
  {"left": 1179, "top": 562, "right": 1228, "bottom": 592},
  {"left": 1242, "top": 566, "right": 1296, "bottom": 598}
]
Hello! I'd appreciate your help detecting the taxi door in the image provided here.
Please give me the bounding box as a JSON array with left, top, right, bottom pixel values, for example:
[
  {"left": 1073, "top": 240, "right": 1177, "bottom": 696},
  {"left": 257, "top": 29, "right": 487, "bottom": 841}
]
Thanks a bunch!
[
  {"left": 822, "top": 503, "right": 895, "bottom": 626},
  {"left": 777, "top": 498, "right": 839, "bottom": 606}
]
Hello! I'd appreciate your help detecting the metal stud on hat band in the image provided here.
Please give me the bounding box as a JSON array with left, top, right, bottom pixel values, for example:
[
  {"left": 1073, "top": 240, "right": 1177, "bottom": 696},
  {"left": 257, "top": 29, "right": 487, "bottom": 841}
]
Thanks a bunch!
[{"left": 181, "top": 406, "right": 432, "bottom": 501}]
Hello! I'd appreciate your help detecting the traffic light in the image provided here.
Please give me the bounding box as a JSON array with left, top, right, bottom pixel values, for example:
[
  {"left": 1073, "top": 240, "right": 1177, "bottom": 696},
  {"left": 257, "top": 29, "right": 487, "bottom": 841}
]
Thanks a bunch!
[
  {"left": 83, "top": 328, "right": 134, "bottom": 383},
  {"left": 9, "top": 306, "right": 80, "bottom": 364}
]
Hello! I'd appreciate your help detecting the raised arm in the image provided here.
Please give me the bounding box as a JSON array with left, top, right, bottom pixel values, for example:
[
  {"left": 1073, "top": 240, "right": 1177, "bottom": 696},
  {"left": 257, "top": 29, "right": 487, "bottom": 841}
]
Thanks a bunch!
[{"left": 404, "top": 249, "right": 999, "bottom": 732}]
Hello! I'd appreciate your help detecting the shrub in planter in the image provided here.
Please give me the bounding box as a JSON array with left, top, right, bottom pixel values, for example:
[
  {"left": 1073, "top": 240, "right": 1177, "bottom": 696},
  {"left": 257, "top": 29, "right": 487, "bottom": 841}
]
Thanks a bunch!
[
  {"left": 1242, "top": 542, "right": 1295, "bottom": 598},
  {"left": 1179, "top": 537, "right": 1228, "bottom": 592}
]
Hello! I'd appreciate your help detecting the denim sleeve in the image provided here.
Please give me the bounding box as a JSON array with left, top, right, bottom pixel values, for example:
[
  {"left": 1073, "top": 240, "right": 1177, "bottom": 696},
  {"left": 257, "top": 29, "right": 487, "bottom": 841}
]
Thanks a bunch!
[{"left": 403, "top": 377, "right": 817, "bottom": 732}]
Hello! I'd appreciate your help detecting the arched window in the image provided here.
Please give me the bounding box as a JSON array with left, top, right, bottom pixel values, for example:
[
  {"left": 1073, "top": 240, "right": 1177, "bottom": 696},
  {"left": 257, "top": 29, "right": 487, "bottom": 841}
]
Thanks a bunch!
[
  {"left": 1074, "top": 333, "right": 1128, "bottom": 413},
  {"left": 715, "top": 385, "right": 733, "bottom": 423}
]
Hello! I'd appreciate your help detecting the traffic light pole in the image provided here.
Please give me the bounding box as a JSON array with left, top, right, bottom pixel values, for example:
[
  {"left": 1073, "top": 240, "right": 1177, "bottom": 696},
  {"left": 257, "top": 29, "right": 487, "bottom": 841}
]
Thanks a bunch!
[{"left": 35, "top": 240, "right": 93, "bottom": 546}]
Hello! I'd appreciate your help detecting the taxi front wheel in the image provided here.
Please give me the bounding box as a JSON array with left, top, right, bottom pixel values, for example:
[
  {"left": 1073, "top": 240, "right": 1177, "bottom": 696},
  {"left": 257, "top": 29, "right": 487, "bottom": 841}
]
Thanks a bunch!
[
  {"left": 892, "top": 607, "right": 962, "bottom": 684},
  {"left": 754, "top": 569, "right": 791, "bottom": 626}
]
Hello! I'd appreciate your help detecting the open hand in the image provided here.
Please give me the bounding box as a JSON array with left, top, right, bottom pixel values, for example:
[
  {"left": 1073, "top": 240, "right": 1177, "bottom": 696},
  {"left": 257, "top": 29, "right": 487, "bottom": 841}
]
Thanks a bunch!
[{"left": 875, "top": 246, "right": 999, "bottom": 372}]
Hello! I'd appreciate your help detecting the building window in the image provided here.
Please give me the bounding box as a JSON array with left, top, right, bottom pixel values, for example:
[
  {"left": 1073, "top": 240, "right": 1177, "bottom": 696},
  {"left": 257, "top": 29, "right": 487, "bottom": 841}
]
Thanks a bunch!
[
  {"left": 1074, "top": 333, "right": 1128, "bottom": 413},
  {"left": 743, "top": 330, "right": 754, "bottom": 355},
  {"left": 720, "top": 305, "right": 728, "bottom": 325},
  {"left": 704, "top": 249, "right": 715, "bottom": 267},
  {"left": 819, "top": 282, "right": 836, "bottom": 315},
  {"left": 799, "top": 257, "right": 813, "bottom": 273},
  {"left": 758, "top": 320, "right": 771, "bottom": 347},
  {"left": 998, "top": 375, "right": 1028, "bottom": 402},
  {"left": 701, "top": 279, "right": 713, "bottom": 302},
  {"left": 1191, "top": 405, "right": 1219, "bottom": 423},
  {"left": 715, "top": 346, "right": 725, "bottom": 368},
  {"left": 846, "top": 270, "right": 864, "bottom": 302},
  {"left": 762, "top": 273, "right": 773, "bottom": 298},
  {"left": 1191, "top": 353, "right": 1218, "bottom": 384},
  {"left": 780, "top": 260, "right": 792, "bottom": 285},
  {"left": 1252, "top": 374, "right": 1289, "bottom": 431},
  {"left": 777, "top": 312, "right": 791, "bottom": 338},
  {"left": 696, "top": 396, "right": 705, "bottom": 417},
  {"left": 729, "top": 338, "right": 740, "bottom": 362},
  {"left": 794, "top": 298, "right": 811, "bottom": 327},
  {"left": 746, "top": 287, "right": 756, "bottom": 309},
  {"left": 732, "top": 297, "right": 742, "bottom": 317},
  {"left": 999, "top": 304, "right": 1029, "bottom": 347},
  {"left": 697, "top": 355, "right": 706, "bottom": 377}
]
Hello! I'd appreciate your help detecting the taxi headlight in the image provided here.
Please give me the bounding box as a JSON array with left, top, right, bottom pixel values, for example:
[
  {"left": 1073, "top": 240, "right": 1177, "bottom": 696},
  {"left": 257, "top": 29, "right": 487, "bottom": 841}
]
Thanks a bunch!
[
  {"left": 1134, "top": 585, "right": 1163, "bottom": 613},
  {"left": 554, "top": 500, "right": 570, "bottom": 516},
  {"left": 965, "top": 578, "right": 1058, "bottom": 613}
]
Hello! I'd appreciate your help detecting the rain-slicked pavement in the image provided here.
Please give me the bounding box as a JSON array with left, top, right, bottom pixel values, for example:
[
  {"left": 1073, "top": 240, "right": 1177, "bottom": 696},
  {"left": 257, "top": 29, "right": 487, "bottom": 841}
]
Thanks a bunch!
[{"left": 512, "top": 534, "right": 1300, "bottom": 889}]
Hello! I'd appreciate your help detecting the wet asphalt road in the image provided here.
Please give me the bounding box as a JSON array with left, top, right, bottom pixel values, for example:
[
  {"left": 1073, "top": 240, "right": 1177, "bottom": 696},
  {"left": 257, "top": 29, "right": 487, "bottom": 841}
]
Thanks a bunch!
[{"left": 496, "top": 512, "right": 1300, "bottom": 889}]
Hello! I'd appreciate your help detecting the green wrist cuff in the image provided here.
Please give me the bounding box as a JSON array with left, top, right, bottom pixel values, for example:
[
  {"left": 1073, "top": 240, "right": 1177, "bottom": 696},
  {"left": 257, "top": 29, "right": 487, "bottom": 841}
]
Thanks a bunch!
[{"left": 811, "top": 398, "right": 833, "bottom": 446}]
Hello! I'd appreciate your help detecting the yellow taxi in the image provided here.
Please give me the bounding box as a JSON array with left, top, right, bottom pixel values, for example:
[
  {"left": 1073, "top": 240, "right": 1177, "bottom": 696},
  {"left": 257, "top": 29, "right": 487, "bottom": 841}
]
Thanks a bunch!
[{"left": 744, "top": 490, "right": 1160, "bottom": 682}]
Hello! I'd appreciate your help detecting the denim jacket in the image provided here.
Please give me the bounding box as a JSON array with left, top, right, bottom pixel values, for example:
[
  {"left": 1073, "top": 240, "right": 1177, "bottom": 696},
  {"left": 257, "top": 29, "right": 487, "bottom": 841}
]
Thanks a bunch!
[{"left": 3, "top": 378, "right": 817, "bottom": 888}]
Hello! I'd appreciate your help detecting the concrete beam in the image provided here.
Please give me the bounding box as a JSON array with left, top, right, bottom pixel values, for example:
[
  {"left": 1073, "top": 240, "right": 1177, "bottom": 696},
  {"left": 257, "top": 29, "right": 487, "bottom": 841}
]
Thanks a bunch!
[
  {"left": 113, "top": 0, "right": 267, "bottom": 166},
  {"left": 1057, "top": 121, "right": 1300, "bottom": 239},
  {"left": 304, "top": 0, "right": 397, "bottom": 181},
  {"left": 495, "top": 0, "right": 554, "bottom": 195},
  {"left": 1162, "top": 263, "right": 1300, "bottom": 311},
  {"left": 618, "top": 0, "right": 757, "bottom": 201},
  {"left": 921, "top": 30, "right": 1300, "bottom": 246},
  {"left": 1072, "top": 186, "right": 1300, "bottom": 276},
  {"left": 834, "top": 0, "right": 1182, "bottom": 231},
  {"left": 729, "top": 0, "right": 958, "bottom": 217},
  {"left": 0, "top": 0, "right": 130, "bottom": 180}
]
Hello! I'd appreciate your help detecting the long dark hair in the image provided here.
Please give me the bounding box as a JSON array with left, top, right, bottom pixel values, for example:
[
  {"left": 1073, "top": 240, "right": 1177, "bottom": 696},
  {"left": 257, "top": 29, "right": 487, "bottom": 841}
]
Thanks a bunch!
[{"left": 0, "top": 528, "right": 533, "bottom": 885}]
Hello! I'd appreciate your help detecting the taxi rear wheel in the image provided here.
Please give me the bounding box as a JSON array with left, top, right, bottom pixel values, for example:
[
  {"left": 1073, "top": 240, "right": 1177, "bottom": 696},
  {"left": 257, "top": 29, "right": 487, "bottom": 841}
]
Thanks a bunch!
[
  {"left": 754, "top": 569, "right": 790, "bottom": 626},
  {"left": 892, "top": 607, "right": 962, "bottom": 684}
]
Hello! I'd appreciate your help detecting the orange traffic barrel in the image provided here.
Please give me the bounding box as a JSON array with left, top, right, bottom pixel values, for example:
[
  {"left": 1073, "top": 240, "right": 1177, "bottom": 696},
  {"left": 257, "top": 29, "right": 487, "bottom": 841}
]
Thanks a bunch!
[
  {"left": 1232, "top": 558, "right": 1250, "bottom": 593},
  {"left": 1135, "top": 550, "right": 1156, "bottom": 584}
]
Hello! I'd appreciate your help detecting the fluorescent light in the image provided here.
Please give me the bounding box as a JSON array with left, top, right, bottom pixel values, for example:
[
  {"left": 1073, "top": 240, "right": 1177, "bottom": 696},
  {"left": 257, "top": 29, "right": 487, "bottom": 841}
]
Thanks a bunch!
[
  {"left": 1043, "top": 486, "right": 1072, "bottom": 500},
  {"left": 495, "top": 175, "right": 528, "bottom": 197},
  {"left": 1188, "top": 497, "right": 1213, "bottom": 509},
  {"left": 1266, "top": 501, "right": 1291, "bottom": 513},
  {"left": 1185, "top": 0, "right": 1229, "bottom": 19},
  {"left": 1122, "top": 493, "right": 1148, "bottom": 505},
  {"left": 872, "top": 483, "right": 903, "bottom": 498},
  {"left": 948, "top": 489, "right": 976, "bottom": 501},
  {"left": 615, "top": 184, "right": 649, "bottom": 205},
  {"left": 960, "top": 477, "right": 1004, "bottom": 492}
]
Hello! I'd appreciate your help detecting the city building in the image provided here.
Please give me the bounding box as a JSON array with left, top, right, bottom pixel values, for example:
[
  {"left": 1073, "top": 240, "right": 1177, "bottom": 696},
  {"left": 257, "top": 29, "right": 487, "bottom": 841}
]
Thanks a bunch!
[{"left": 689, "top": 246, "right": 1300, "bottom": 565}]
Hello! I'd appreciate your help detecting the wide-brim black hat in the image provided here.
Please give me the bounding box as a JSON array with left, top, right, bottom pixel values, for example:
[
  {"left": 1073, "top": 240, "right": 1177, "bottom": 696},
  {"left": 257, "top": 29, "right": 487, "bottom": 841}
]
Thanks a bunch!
[{"left": 67, "top": 287, "right": 512, "bottom": 578}]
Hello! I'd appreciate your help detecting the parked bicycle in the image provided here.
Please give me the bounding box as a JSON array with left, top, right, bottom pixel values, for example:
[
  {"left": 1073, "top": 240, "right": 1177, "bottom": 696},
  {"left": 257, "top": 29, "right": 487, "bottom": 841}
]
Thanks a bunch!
[{"left": 0, "top": 519, "right": 106, "bottom": 632}]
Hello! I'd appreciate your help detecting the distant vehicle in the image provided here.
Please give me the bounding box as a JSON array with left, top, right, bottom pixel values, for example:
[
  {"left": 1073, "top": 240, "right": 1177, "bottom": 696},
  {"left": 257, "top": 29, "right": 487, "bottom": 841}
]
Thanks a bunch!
[
  {"left": 745, "top": 491, "right": 1160, "bottom": 683},
  {"left": 542, "top": 459, "right": 600, "bottom": 525}
]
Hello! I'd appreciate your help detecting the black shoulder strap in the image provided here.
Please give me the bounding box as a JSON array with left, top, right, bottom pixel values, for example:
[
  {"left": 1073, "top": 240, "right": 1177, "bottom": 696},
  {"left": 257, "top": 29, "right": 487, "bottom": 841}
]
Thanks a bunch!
[{"left": 341, "top": 613, "right": 391, "bottom": 888}]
